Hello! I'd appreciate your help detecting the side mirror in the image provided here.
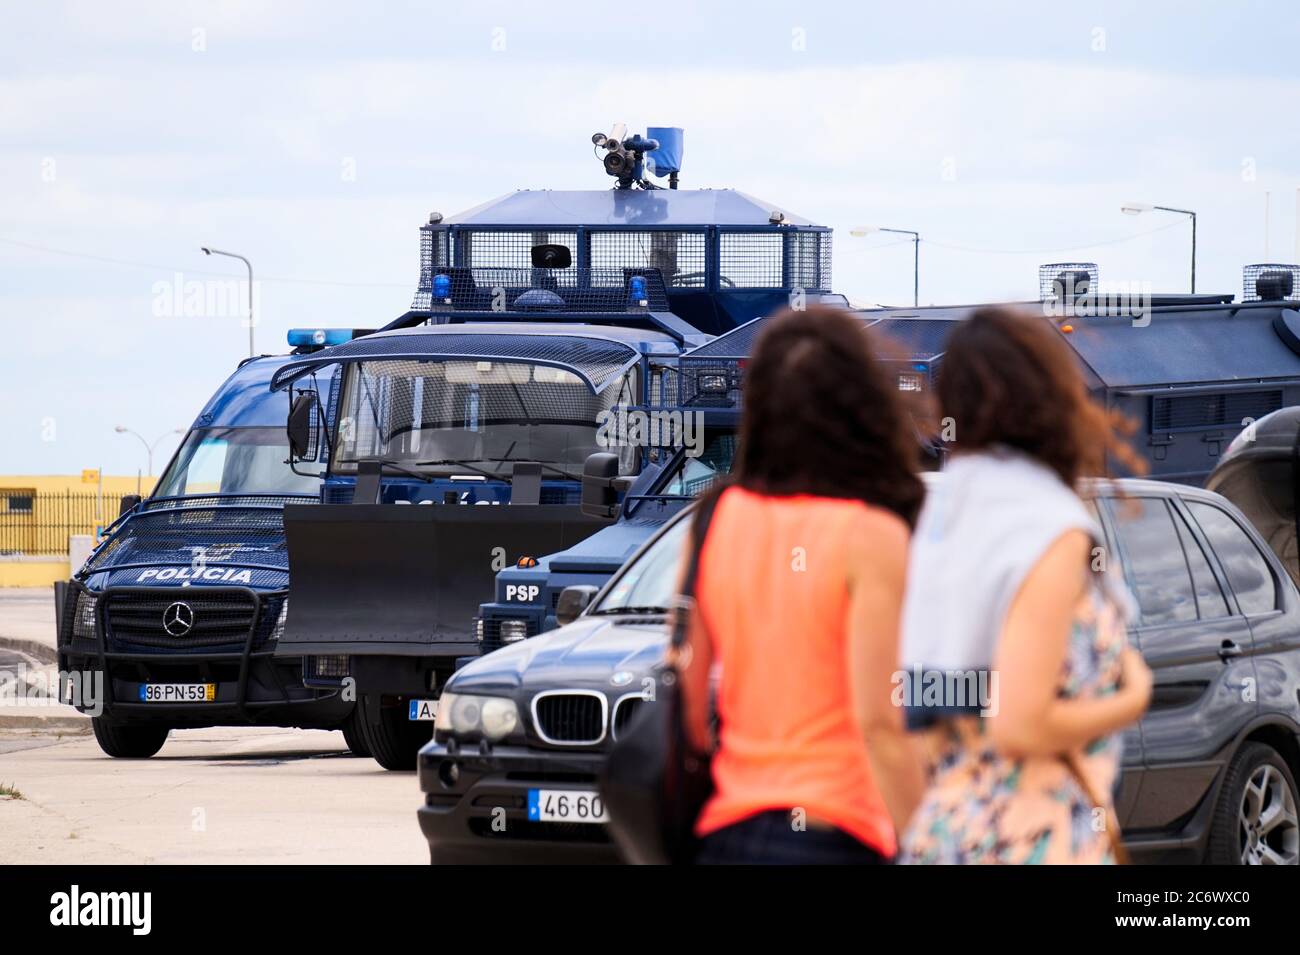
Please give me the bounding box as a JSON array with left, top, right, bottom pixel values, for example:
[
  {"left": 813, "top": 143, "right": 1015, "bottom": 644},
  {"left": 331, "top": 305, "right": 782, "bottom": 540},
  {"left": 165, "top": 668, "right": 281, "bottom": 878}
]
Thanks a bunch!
[
  {"left": 581, "top": 452, "right": 622, "bottom": 519},
  {"left": 287, "top": 391, "right": 319, "bottom": 461},
  {"left": 118, "top": 494, "right": 142, "bottom": 517},
  {"left": 555, "top": 585, "right": 599, "bottom": 626}
]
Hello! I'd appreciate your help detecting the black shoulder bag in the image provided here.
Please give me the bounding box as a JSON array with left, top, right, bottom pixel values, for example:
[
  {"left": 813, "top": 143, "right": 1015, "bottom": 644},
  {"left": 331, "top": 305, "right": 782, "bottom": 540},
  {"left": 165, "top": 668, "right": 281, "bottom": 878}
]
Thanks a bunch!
[{"left": 599, "top": 493, "right": 722, "bottom": 865}]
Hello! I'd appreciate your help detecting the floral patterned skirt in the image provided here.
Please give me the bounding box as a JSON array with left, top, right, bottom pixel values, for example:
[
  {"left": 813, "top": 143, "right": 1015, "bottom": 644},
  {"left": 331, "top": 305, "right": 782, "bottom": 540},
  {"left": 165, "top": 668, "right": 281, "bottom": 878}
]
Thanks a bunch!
[{"left": 898, "top": 717, "right": 1121, "bottom": 865}]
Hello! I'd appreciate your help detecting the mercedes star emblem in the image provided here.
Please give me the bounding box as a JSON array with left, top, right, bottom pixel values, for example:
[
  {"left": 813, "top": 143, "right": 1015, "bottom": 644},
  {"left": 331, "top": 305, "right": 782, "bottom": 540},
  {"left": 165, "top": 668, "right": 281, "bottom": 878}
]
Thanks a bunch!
[{"left": 162, "top": 601, "right": 195, "bottom": 637}]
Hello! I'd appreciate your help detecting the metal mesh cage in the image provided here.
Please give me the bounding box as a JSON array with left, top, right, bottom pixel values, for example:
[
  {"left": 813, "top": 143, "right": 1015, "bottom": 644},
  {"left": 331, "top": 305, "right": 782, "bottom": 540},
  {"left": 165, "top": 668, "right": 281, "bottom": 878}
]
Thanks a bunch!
[
  {"left": 589, "top": 231, "right": 707, "bottom": 288},
  {"left": 83, "top": 496, "right": 310, "bottom": 578},
  {"left": 412, "top": 226, "right": 451, "bottom": 309},
  {"left": 719, "top": 232, "right": 784, "bottom": 288},
  {"left": 1243, "top": 263, "right": 1300, "bottom": 303},
  {"left": 464, "top": 231, "right": 580, "bottom": 273},
  {"left": 421, "top": 267, "right": 669, "bottom": 313},
  {"left": 871, "top": 318, "right": 962, "bottom": 361},
  {"left": 334, "top": 355, "right": 639, "bottom": 471},
  {"left": 788, "top": 231, "right": 832, "bottom": 290},
  {"left": 274, "top": 330, "right": 641, "bottom": 394},
  {"left": 1039, "top": 262, "right": 1099, "bottom": 300}
]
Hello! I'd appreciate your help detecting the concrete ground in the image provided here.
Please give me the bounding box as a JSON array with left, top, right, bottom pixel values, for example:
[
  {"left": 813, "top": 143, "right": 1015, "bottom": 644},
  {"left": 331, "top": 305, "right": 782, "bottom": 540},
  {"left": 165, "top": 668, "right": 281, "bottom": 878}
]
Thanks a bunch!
[
  {"left": 0, "top": 590, "right": 426, "bottom": 865},
  {"left": 0, "top": 726, "right": 428, "bottom": 864}
]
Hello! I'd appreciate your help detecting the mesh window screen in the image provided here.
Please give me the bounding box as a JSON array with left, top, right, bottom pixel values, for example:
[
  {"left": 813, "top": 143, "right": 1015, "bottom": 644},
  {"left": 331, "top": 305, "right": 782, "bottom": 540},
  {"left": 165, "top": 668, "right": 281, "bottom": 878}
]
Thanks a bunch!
[
  {"left": 590, "top": 231, "right": 707, "bottom": 287},
  {"left": 719, "top": 232, "right": 784, "bottom": 288},
  {"left": 787, "top": 232, "right": 831, "bottom": 290},
  {"left": 336, "top": 359, "right": 639, "bottom": 473},
  {"left": 464, "top": 231, "right": 579, "bottom": 279}
]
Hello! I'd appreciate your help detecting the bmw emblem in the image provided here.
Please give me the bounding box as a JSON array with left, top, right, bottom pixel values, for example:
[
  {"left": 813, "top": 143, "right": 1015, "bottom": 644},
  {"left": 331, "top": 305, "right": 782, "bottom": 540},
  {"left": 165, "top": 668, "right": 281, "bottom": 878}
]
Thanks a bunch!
[
  {"left": 610, "top": 670, "right": 634, "bottom": 687},
  {"left": 162, "top": 601, "right": 195, "bottom": 637}
]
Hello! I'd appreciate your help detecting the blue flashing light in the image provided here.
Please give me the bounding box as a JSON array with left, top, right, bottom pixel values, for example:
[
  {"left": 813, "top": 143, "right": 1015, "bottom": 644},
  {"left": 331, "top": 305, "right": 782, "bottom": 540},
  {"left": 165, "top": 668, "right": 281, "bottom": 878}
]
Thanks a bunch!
[
  {"left": 433, "top": 273, "right": 452, "bottom": 300},
  {"left": 912, "top": 362, "right": 928, "bottom": 372},
  {"left": 287, "top": 328, "right": 354, "bottom": 347},
  {"left": 628, "top": 275, "right": 648, "bottom": 306}
]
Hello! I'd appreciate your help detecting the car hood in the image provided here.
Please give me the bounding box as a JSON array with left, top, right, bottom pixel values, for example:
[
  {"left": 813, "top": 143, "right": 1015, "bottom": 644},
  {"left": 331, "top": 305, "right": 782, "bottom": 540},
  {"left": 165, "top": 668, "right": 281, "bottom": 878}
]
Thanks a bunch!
[{"left": 448, "top": 614, "right": 668, "bottom": 695}]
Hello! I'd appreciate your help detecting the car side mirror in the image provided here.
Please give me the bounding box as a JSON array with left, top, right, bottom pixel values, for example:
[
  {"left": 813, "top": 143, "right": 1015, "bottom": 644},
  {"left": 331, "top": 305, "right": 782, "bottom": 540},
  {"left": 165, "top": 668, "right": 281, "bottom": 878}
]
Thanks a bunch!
[
  {"left": 118, "top": 494, "right": 142, "bottom": 517},
  {"left": 287, "top": 391, "right": 319, "bottom": 461},
  {"left": 555, "top": 585, "right": 599, "bottom": 626},
  {"left": 581, "top": 452, "right": 622, "bottom": 519}
]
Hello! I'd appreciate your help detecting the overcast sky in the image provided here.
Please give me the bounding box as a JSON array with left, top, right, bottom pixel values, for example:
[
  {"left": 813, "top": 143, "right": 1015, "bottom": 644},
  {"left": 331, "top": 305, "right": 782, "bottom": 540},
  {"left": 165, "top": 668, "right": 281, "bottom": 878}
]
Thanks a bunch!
[{"left": 4, "top": 0, "right": 1300, "bottom": 475}]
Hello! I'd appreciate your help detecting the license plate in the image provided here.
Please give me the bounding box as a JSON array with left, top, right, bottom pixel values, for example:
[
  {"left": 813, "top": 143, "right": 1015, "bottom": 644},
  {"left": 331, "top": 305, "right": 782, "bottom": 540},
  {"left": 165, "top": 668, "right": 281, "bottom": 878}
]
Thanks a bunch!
[
  {"left": 528, "top": 788, "right": 608, "bottom": 824},
  {"left": 139, "top": 683, "right": 215, "bottom": 703},
  {"left": 408, "top": 699, "right": 438, "bottom": 721}
]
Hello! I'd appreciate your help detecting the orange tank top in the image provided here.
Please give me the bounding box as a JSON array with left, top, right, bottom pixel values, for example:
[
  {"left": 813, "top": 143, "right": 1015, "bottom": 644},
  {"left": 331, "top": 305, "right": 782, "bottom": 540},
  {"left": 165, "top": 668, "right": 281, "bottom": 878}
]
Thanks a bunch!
[{"left": 693, "top": 487, "right": 898, "bottom": 857}]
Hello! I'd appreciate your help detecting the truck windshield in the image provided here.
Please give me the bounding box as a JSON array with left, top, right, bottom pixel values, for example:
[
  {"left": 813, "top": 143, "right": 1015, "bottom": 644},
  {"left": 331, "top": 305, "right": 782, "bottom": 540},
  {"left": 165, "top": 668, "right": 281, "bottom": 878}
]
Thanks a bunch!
[
  {"left": 154, "top": 427, "right": 319, "bottom": 497},
  {"left": 659, "top": 431, "right": 738, "bottom": 497},
  {"left": 591, "top": 515, "right": 690, "bottom": 615},
  {"left": 332, "top": 359, "right": 638, "bottom": 476}
]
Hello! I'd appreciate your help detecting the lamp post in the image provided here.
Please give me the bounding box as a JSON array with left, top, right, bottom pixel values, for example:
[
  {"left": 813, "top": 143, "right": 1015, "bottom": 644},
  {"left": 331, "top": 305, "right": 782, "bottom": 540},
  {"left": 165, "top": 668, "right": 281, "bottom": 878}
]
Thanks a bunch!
[
  {"left": 1121, "top": 202, "right": 1197, "bottom": 293},
  {"left": 850, "top": 226, "right": 920, "bottom": 306},
  {"left": 114, "top": 426, "right": 184, "bottom": 479},
  {"left": 201, "top": 246, "right": 255, "bottom": 357}
]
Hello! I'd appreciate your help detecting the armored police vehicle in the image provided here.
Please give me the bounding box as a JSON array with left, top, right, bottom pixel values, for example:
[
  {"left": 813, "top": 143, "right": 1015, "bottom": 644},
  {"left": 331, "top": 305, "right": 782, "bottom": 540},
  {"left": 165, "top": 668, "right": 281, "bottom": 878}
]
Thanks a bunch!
[
  {"left": 268, "top": 125, "right": 840, "bottom": 769},
  {"left": 57, "top": 334, "right": 370, "bottom": 758},
  {"left": 475, "top": 262, "right": 1300, "bottom": 654}
]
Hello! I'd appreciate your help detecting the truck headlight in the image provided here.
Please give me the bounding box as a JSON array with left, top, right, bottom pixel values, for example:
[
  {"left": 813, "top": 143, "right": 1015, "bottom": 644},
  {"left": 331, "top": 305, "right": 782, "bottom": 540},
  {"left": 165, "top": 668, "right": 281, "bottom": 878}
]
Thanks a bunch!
[
  {"left": 72, "top": 592, "right": 98, "bottom": 641},
  {"left": 435, "top": 692, "right": 520, "bottom": 741},
  {"left": 499, "top": 619, "right": 529, "bottom": 644},
  {"left": 897, "top": 373, "right": 924, "bottom": 392},
  {"left": 474, "top": 617, "right": 485, "bottom": 642}
]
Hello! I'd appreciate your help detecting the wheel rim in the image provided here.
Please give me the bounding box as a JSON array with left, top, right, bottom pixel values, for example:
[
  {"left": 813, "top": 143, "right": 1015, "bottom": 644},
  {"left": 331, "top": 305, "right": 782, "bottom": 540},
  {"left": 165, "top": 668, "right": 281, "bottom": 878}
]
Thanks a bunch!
[{"left": 1238, "top": 764, "right": 1300, "bottom": 865}]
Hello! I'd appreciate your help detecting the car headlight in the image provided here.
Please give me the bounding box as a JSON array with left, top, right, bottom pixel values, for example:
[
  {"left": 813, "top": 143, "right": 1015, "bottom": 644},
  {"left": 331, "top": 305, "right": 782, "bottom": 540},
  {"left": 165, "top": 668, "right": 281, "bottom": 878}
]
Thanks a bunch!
[
  {"left": 72, "top": 592, "right": 98, "bottom": 641},
  {"left": 435, "top": 692, "right": 520, "bottom": 741},
  {"left": 499, "top": 619, "right": 529, "bottom": 644}
]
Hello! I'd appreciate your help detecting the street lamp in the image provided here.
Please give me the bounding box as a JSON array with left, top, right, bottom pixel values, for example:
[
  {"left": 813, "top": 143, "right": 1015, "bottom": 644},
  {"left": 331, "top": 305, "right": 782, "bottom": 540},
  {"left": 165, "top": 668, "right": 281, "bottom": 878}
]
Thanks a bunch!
[
  {"left": 1121, "top": 202, "right": 1197, "bottom": 293},
  {"left": 114, "top": 426, "right": 184, "bottom": 478},
  {"left": 850, "top": 226, "right": 920, "bottom": 306},
  {"left": 201, "top": 246, "right": 255, "bottom": 357}
]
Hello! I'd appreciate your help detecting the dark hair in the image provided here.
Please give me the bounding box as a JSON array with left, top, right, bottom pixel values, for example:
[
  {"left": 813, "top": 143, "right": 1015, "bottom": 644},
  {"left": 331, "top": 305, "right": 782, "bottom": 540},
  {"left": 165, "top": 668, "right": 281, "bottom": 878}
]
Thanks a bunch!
[
  {"left": 936, "top": 306, "right": 1144, "bottom": 485},
  {"left": 718, "top": 306, "right": 926, "bottom": 528}
]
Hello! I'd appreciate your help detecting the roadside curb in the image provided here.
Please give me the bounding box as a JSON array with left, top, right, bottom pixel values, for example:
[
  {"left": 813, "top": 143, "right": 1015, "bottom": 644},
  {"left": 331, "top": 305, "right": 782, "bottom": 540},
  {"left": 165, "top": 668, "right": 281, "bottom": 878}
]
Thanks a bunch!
[{"left": 0, "top": 713, "right": 91, "bottom": 733}]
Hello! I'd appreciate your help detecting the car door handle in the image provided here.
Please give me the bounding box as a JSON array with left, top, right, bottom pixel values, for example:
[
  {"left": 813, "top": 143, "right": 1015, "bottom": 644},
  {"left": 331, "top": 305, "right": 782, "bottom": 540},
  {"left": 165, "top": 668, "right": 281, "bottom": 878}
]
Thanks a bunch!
[{"left": 1218, "top": 640, "right": 1244, "bottom": 661}]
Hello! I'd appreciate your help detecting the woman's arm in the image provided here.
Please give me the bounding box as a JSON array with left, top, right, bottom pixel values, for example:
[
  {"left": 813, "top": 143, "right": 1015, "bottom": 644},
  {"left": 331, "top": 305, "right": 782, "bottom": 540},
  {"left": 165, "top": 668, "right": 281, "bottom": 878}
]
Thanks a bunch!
[
  {"left": 846, "top": 513, "right": 926, "bottom": 832},
  {"left": 988, "top": 530, "right": 1151, "bottom": 758}
]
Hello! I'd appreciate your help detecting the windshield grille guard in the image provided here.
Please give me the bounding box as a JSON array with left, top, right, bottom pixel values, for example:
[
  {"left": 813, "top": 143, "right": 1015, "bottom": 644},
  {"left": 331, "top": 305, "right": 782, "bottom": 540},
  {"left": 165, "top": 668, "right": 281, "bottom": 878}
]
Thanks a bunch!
[{"left": 270, "top": 332, "right": 642, "bottom": 395}]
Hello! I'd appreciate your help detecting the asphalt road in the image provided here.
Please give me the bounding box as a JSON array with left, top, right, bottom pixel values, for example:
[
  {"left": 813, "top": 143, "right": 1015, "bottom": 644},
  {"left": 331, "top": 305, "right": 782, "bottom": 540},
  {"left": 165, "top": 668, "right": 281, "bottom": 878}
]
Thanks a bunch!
[{"left": 0, "top": 726, "right": 428, "bottom": 864}]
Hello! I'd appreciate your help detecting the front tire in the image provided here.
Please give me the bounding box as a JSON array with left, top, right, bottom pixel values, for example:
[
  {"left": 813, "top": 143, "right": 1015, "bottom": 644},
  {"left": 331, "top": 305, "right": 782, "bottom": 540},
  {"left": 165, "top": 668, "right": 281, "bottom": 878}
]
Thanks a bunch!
[
  {"left": 1207, "top": 742, "right": 1300, "bottom": 865},
  {"left": 91, "top": 718, "right": 169, "bottom": 759},
  {"left": 340, "top": 709, "right": 371, "bottom": 757},
  {"left": 357, "top": 696, "right": 432, "bottom": 771}
]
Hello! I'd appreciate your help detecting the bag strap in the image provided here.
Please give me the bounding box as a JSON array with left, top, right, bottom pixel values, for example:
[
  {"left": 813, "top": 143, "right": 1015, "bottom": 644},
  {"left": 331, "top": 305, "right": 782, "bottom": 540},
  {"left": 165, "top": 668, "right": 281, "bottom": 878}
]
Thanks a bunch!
[
  {"left": 1061, "top": 751, "right": 1129, "bottom": 865},
  {"left": 670, "top": 488, "right": 725, "bottom": 650}
]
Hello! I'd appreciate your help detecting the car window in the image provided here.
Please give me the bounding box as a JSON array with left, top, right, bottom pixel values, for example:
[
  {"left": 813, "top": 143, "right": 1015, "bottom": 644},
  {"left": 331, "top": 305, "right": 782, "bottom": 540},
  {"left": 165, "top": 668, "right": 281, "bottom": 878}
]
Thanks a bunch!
[
  {"left": 593, "top": 516, "right": 690, "bottom": 614},
  {"left": 1187, "top": 502, "right": 1277, "bottom": 615},
  {"left": 1110, "top": 497, "right": 1198, "bottom": 626},
  {"left": 1172, "top": 506, "right": 1230, "bottom": 619}
]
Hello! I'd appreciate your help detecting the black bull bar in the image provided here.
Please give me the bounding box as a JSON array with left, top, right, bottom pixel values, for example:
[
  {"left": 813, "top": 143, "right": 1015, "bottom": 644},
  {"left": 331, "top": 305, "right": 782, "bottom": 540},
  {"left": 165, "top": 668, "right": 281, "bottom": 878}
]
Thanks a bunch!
[{"left": 275, "top": 503, "right": 608, "bottom": 657}]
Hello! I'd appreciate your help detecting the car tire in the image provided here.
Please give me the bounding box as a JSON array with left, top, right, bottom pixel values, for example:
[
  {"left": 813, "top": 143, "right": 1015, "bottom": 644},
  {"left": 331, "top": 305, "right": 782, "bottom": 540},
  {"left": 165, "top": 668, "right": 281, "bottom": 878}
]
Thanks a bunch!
[
  {"left": 340, "top": 709, "right": 371, "bottom": 757},
  {"left": 357, "top": 696, "right": 432, "bottom": 771},
  {"left": 91, "top": 718, "right": 169, "bottom": 759},
  {"left": 1206, "top": 741, "right": 1300, "bottom": 865}
]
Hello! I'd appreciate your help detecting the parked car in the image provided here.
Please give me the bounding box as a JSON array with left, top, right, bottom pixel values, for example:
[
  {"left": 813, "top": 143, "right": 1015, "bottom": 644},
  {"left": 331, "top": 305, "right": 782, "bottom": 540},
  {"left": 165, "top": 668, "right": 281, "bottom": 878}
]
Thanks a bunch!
[{"left": 417, "top": 476, "right": 1300, "bottom": 865}]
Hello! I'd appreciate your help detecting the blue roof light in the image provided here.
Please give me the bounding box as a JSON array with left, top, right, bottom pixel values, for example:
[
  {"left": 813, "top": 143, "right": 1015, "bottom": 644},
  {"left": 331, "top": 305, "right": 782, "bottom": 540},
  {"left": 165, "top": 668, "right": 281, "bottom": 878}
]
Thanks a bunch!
[
  {"left": 287, "top": 328, "right": 354, "bottom": 347},
  {"left": 433, "top": 273, "right": 452, "bottom": 301},
  {"left": 628, "top": 275, "right": 648, "bottom": 306}
]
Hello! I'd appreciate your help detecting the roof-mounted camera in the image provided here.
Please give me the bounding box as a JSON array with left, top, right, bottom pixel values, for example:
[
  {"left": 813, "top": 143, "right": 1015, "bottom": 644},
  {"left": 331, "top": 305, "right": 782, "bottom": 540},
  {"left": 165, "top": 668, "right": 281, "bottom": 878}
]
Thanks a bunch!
[{"left": 591, "top": 124, "right": 684, "bottom": 191}]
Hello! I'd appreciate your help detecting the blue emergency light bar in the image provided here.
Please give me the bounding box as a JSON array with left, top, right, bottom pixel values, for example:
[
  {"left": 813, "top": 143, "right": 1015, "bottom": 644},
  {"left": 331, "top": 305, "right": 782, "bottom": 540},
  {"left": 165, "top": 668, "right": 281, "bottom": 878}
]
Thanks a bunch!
[{"left": 287, "top": 328, "right": 355, "bottom": 347}]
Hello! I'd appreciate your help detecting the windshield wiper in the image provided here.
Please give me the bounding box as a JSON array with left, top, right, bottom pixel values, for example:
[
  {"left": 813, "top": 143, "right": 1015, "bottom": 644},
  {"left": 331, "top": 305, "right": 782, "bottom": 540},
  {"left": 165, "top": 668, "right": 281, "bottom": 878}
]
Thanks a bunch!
[
  {"left": 414, "top": 459, "right": 510, "bottom": 482},
  {"left": 588, "top": 605, "right": 671, "bottom": 616},
  {"left": 491, "top": 449, "right": 584, "bottom": 482}
]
